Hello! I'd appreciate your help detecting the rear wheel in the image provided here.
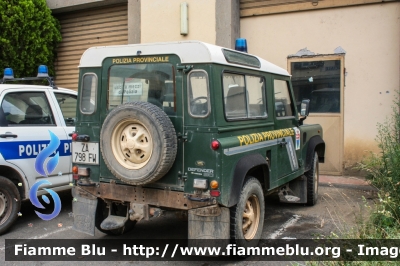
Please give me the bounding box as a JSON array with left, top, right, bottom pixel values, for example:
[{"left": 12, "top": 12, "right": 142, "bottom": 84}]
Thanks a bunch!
[
  {"left": 0, "top": 176, "right": 21, "bottom": 235},
  {"left": 306, "top": 151, "right": 319, "bottom": 206},
  {"left": 230, "top": 177, "right": 265, "bottom": 249}
]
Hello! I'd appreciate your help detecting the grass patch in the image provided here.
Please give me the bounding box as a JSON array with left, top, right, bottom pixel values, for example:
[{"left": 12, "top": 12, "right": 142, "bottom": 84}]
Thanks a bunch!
[{"left": 304, "top": 97, "right": 400, "bottom": 265}]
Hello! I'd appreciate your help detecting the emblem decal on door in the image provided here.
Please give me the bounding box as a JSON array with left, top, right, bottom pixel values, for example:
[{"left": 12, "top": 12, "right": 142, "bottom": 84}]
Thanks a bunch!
[
  {"left": 294, "top": 127, "right": 300, "bottom": 150},
  {"left": 29, "top": 130, "right": 62, "bottom": 221}
]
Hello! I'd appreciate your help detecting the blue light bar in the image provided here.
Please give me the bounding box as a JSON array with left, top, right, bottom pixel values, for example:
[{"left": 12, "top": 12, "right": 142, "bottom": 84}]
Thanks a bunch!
[
  {"left": 37, "top": 65, "right": 49, "bottom": 77},
  {"left": 235, "top": 38, "right": 248, "bottom": 53},
  {"left": 3, "top": 68, "right": 14, "bottom": 79}
]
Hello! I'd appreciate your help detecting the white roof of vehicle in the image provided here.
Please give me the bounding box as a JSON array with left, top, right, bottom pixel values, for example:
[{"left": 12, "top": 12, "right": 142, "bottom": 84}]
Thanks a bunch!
[
  {"left": 79, "top": 41, "right": 290, "bottom": 76},
  {"left": 0, "top": 84, "right": 76, "bottom": 94}
]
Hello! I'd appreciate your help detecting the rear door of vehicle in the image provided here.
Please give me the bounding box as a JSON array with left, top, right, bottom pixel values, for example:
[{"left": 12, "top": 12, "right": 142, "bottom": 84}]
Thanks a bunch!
[{"left": 183, "top": 66, "right": 215, "bottom": 193}]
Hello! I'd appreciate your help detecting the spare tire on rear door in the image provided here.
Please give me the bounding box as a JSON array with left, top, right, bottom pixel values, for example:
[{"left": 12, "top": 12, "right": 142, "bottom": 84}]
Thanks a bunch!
[{"left": 100, "top": 101, "right": 177, "bottom": 185}]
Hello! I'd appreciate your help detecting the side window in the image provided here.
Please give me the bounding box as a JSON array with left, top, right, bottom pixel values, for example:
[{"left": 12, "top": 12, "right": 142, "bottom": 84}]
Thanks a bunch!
[
  {"left": 223, "top": 72, "right": 267, "bottom": 120},
  {"left": 188, "top": 70, "right": 210, "bottom": 117},
  {"left": 223, "top": 73, "right": 246, "bottom": 119},
  {"left": 246, "top": 75, "right": 267, "bottom": 117},
  {"left": 55, "top": 93, "right": 77, "bottom": 126},
  {"left": 81, "top": 73, "right": 97, "bottom": 114},
  {"left": 274, "top": 79, "right": 294, "bottom": 117},
  {"left": 1, "top": 92, "right": 55, "bottom": 126}
]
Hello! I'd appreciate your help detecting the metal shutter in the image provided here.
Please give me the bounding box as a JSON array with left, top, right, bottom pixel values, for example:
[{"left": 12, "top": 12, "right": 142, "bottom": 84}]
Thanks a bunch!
[
  {"left": 55, "top": 4, "right": 128, "bottom": 91},
  {"left": 240, "top": 0, "right": 391, "bottom": 17}
]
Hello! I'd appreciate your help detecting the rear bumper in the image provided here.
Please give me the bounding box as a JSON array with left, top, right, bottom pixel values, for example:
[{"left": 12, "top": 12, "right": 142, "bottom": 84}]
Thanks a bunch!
[{"left": 75, "top": 182, "right": 214, "bottom": 210}]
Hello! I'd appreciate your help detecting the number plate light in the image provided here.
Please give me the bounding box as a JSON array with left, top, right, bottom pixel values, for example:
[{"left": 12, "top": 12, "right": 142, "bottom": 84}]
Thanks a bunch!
[
  {"left": 78, "top": 167, "right": 90, "bottom": 177},
  {"left": 193, "top": 179, "right": 208, "bottom": 189},
  {"left": 72, "top": 133, "right": 90, "bottom": 142}
]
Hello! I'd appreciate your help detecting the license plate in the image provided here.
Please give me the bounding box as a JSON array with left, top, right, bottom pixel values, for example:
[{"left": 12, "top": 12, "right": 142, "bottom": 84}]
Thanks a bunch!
[{"left": 72, "top": 142, "right": 99, "bottom": 165}]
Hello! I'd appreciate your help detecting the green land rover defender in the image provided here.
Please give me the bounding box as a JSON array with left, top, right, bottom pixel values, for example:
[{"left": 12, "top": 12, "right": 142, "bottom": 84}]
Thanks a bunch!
[{"left": 72, "top": 40, "right": 325, "bottom": 248}]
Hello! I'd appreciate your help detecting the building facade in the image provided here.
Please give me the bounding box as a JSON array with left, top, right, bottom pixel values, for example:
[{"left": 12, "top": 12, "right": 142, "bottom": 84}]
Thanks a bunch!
[{"left": 47, "top": 0, "right": 400, "bottom": 175}]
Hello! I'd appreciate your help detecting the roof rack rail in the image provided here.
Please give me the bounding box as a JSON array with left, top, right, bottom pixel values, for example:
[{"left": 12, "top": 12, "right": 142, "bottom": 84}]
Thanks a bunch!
[{"left": 1, "top": 66, "right": 58, "bottom": 89}]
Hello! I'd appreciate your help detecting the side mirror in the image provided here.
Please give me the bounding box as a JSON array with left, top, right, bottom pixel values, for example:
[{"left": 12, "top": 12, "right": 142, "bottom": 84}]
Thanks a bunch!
[
  {"left": 299, "top": 99, "right": 310, "bottom": 125},
  {"left": 300, "top": 99, "right": 310, "bottom": 117}
]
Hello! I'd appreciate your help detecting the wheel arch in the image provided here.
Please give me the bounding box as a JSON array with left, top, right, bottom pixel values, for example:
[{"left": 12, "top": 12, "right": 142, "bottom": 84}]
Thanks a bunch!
[
  {"left": 227, "top": 153, "right": 269, "bottom": 207},
  {"left": 305, "top": 135, "right": 325, "bottom": 172},
  {"left": 0, "top": 165, "right": 26, "bottom": 200}
]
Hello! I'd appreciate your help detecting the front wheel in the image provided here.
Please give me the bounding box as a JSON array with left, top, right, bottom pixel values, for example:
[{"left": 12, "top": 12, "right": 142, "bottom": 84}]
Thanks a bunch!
[
  {"left": 306, "top": 151, "right": 319, "bottom": 206},
  {"left": 230, "top": 177, "right": 265, "bottom": 248},
  {"left": 0, "top": 176, "right": 21, "bottom": 235}
]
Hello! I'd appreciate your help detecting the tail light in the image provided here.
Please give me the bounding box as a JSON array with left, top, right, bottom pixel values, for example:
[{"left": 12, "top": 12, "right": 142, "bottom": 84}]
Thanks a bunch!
[
  {"left": 71, "top": 133, "right": 78, "bottom": 141},
  {"left": 210, "top": 180, "right": 220, "bottom": 197},
  {"left": 210, "top": 190, "right": 221, "bottom": 197},
  {"left": 211, "top": 140, "right": 220, "bottom": 150},
  {"left": 210, "top": 180, "right": 218, "bottom": 189}
]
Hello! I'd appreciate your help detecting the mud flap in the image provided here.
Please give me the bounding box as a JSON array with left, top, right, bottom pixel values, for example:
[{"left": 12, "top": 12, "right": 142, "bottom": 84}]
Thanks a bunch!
[
  {"left": 279, "top": 175, "right": 307, "bottom": 204},
  {"left": 188, "top": 205, "right": 230, "bottom": 250},
  {"left": 72, "top": 186, "right": 97, "bottom": 236}
]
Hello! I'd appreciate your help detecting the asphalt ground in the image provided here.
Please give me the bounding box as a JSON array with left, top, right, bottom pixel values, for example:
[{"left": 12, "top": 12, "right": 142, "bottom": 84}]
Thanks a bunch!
[{"left": 0, "top": 175, "right": 378, "bottom": 265}]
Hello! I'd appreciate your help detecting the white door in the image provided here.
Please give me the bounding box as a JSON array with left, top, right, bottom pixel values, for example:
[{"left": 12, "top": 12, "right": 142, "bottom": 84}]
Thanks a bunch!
[{"left": 0, "top": 89, "right": 71, "bottom": 189}]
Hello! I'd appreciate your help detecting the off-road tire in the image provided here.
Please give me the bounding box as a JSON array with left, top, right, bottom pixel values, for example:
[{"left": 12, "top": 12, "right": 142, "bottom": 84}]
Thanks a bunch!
[
  {"left": 95, "top": 199, "right": 136, "bottom": 236},
  {"left": 0, "top": 176, "right": 21, "bottom": 235},
  {"left": 230, "top": 177, "right": 265, "bottom": 249},
  {"left": 306, "top": 151, "right": 319, "bottom": 206},
  {"left": 100, "top": 101, "right": 177, "bottom": 185}
]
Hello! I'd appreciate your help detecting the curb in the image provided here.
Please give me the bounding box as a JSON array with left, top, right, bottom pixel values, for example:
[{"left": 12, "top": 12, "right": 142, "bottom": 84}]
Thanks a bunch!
[
  {"left": 319, "top": 182, "right": 379, "bottom": 191},
  {"left": 319, "top": 175, "right": 378, "bottom": 191}
]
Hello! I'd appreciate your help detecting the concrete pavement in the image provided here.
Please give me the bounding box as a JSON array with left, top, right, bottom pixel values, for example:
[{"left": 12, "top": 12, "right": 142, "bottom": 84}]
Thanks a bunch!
[{"left": 320, "top": 175, "right": 377, "bottom": 191}]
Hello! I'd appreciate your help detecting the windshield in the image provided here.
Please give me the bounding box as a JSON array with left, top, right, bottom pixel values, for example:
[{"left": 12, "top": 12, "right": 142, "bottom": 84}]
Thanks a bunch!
[{"left": 108, "top": 63, "right": 176, "bottom": 115}]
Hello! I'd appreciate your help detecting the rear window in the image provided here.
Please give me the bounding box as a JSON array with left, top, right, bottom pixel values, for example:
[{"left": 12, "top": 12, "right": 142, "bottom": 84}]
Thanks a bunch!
[
  {"left": 108, "top": 63, "right": 176, "bottom": 115},
  {"left": 80, "top": 73, "right": 97, "bottom": 114},
  {"left": 188, "top": 70, "right": 210, "bottom": 117}
]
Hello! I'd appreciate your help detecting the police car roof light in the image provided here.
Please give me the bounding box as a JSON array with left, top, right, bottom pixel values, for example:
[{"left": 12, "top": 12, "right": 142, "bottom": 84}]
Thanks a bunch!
[
  {"left": 0, "top": 66, "right": 56, "bottom": 88},
  {"left": 3, "top": 68, "right": 14, "bottom": 79},
  {"left": 37, "top": 65, "right": 49, "bottom": 78},
  {"left": 235, "top": 38, "right": 248, "bottom": 53}
]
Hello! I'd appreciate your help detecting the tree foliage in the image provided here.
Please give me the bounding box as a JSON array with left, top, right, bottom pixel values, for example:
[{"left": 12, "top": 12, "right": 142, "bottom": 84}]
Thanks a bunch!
[{"left": 0, "top": 0, "right": 61, "bottom": 78}]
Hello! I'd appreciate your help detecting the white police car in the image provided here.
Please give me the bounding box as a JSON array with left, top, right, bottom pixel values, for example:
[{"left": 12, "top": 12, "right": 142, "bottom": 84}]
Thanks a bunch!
[{"left": 0, "top": 66, "right": 77, "bottom": 234}]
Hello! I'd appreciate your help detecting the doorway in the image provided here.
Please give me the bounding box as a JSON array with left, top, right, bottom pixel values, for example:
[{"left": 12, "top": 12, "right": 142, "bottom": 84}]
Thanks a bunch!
[{"left": 288, "top": 55, "right": 344, "bottom": 175}]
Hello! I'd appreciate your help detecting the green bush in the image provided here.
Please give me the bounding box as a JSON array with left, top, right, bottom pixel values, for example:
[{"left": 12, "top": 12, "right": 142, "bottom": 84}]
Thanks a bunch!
[
  {"left": 357, "top": 96, "right": 400, "bottom": 232},
  {"left": 0, "top": 0, "right": 61, "bottom": 77}
]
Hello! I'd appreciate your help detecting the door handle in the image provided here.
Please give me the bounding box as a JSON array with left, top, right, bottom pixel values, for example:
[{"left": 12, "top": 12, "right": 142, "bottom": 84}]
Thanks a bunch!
[
  {"left": 0, "top": 132, "right": 18, "bottom": 138},
  {"left": 279, "top": 138, "right": 287, "bottom": 147}
]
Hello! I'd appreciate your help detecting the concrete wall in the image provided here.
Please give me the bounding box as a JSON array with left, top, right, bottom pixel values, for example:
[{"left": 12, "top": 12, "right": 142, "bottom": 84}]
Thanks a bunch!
[
  {"left": 241, "top": 3, "right": 400, "bottom": 170},
  {"left": 140, "top": 0, "right": 239, "bottom": 48},
  {"left": 141, "top": 0, "right": 215, "bottom": 44}
]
